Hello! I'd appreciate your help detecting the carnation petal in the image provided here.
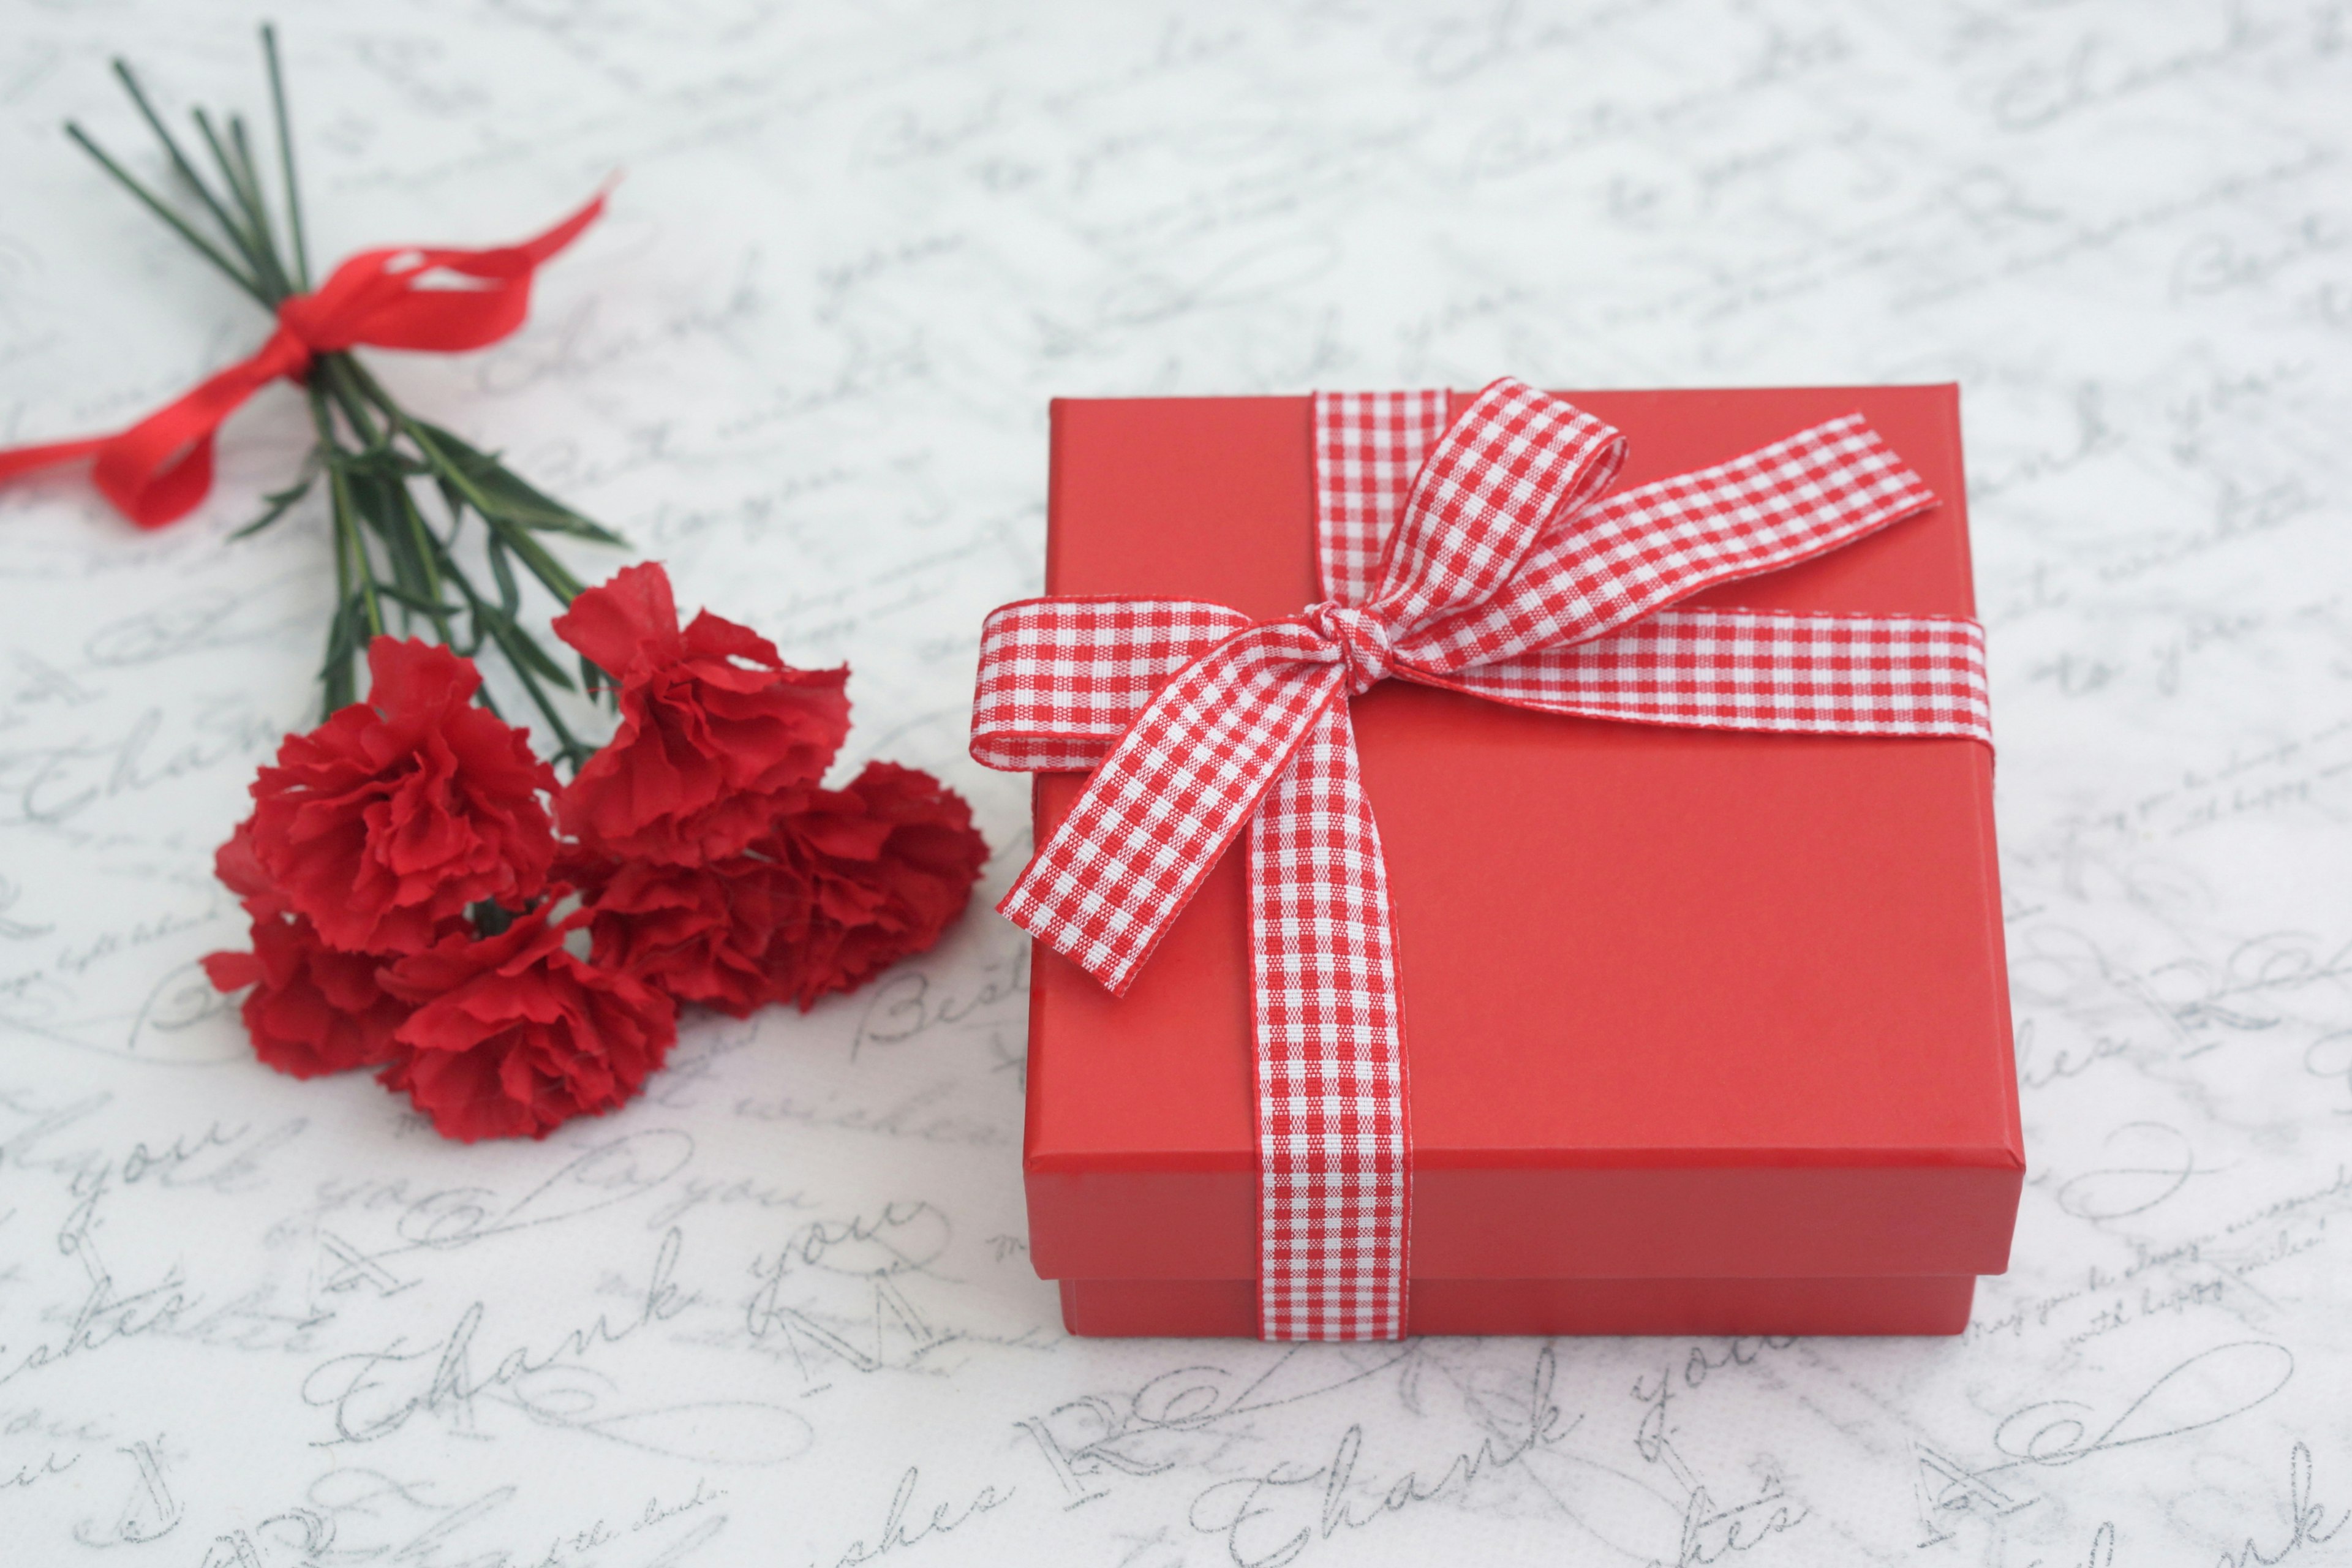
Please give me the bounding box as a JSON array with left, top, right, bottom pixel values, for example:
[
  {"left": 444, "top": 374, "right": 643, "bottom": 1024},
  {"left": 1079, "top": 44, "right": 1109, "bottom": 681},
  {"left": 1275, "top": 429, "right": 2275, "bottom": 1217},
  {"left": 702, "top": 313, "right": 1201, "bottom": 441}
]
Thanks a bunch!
[{"left": 552, "top": 561, "right": 684, "bottom": 676}]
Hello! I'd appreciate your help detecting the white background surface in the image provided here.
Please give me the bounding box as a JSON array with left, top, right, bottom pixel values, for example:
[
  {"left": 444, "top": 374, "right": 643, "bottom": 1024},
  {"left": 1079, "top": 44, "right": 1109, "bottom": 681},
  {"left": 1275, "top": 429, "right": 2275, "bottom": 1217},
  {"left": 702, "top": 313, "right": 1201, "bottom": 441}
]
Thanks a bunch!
[{"left": 2, "top": 3, "right": 2349, "bottom": 1564}]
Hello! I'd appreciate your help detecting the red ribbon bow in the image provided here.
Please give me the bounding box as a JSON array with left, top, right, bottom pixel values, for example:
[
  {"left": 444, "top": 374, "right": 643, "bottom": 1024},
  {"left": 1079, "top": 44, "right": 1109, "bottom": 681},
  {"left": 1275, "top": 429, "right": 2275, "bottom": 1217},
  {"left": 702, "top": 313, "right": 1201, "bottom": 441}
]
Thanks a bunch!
[
  {"left": 971, "top": 379, "right": 1994, "bottom": 1341},
  {"left": 0, "top": 194, "right": 605, "bottom": 528}
]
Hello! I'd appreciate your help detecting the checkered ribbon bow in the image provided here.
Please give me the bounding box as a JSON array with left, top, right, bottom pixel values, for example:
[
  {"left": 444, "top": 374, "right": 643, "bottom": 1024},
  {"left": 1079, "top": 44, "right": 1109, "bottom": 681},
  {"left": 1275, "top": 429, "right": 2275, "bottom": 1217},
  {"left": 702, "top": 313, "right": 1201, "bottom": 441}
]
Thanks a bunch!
[{"left": 971, "top": 379, "right": 1992, "bottom": 1341}]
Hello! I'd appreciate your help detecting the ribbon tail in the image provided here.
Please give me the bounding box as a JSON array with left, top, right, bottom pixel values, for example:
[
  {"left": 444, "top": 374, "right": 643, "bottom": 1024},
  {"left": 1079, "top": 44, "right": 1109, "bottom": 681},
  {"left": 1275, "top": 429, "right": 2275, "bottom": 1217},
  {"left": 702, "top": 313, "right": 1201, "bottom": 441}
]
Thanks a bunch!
[
  {"left": 510, "top": 189, "right": 609, "bottom": 268},
  {"left": 998, "top": 622, "right": 1344, "bottom": 995},
  {"left": 1423, "top": 608, "right": 1992, "bottom": 745},
  {"left": 0, "top": 438, "right": 108, "bottom": 484},
  {"left": 1250, "top": 698, "right": 1410, "bottom": 1342}
]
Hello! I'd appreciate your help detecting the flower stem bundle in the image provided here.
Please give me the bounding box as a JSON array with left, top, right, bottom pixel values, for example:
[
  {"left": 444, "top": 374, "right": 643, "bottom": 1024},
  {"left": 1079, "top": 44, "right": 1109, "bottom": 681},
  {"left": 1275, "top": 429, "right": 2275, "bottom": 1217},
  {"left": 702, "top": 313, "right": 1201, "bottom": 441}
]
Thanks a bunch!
[{"left": 65, "top": 27, "right": 617, "bottom": 755}]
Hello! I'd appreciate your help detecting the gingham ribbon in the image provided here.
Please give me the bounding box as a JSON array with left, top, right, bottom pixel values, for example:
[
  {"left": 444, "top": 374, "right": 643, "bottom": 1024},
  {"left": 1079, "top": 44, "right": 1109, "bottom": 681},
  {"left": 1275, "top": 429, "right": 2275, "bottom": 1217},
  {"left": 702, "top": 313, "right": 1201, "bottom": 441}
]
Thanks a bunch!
[{"left": 971, "top": 380, "right": 1992, "bottom": 1341}]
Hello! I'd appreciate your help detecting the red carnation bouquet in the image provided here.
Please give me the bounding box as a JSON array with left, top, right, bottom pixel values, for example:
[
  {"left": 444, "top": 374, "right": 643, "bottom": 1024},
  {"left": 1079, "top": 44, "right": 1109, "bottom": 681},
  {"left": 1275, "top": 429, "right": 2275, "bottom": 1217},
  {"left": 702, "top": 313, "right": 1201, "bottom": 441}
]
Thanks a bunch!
[
  {"left": 203, "top": 567, "right": 986, "bottom": 1142},
  {"left": 9, "top": 34, "right": 987, "bottom": 1140}
]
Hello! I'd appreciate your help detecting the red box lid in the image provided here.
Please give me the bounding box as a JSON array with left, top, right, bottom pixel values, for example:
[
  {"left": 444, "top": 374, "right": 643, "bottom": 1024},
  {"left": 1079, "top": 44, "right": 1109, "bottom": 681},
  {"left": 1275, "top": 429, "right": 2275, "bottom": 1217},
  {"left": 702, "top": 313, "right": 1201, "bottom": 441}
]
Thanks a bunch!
[{"left": 1023, "top": 386, "right": 2024, "bottom": 1284}]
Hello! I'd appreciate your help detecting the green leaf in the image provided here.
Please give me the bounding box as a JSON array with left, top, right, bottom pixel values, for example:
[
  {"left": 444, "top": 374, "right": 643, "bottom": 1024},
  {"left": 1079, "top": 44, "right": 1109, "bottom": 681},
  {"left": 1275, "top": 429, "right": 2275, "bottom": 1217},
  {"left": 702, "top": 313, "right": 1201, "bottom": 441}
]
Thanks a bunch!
[
  {"left": 435, "top": 473, "right": 469, "bottom": 529},
  {"left": 482, "top": 514, "right": 586, "bottom": 605},
  {"left": 486, "top": 534, "right": 524, "bottom": 615},
  {"left": 376, "top": 582, "right": 456, "bottom": 617},
  {"left": 230, "top": 470, "right": 316, "bottom": 538},
  {"left": 410, "top": 420, "right": 627, "bottom": 545}
]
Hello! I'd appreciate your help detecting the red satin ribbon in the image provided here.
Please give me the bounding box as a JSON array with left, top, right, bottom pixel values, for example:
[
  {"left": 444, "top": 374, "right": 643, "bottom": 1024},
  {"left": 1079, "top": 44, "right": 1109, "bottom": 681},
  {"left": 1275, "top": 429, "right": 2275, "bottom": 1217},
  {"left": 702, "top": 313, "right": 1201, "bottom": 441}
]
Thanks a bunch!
[{"left": 0, "top": 194, "right": 606, "bottom": 529}]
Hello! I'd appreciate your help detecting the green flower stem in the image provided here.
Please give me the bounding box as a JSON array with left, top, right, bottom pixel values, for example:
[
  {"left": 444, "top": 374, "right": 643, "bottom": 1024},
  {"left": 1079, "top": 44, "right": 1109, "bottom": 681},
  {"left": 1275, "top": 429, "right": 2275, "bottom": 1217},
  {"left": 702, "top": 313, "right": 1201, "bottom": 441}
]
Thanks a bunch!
[
  {"left": 261, "top": 24, "right": 311, "bottom": 291},
  {"left": 317, "top": 355, "right": 460, "bottom": 646},
  {"left": 323, "top": 465, "right": 384, "bottom": 644},
  {"left": 303, "top": 369, "right": 383, "bottom": 649},
  {"left": 107, "top": 60, "right": 277, "bottom": 294},
  {"left": 227, "top": 117, "right": 282, "bottom": 270},
  {"left": 315, "top": 350, "right": 586, "bottom": 759},
  {"left": 314, "top": 387, "right": 360, "bottom": 710},
  {"left": 317, "top": 355, "right": 385, "bottom": 448},
  {"left": 63, "top": 124, "right": 267, "bottom": 303},
  {"left": 398, "top": 490, "right": 456, "bottom": 646},
  {"left": 194, "top": 109, "right": 293, "bottom": 300}
]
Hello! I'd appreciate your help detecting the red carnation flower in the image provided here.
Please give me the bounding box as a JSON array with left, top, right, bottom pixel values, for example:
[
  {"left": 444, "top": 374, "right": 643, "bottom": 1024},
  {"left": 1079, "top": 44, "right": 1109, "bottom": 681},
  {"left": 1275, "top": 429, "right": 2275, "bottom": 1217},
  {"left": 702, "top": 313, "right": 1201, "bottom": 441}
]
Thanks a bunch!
[
  {"left": 764, "top": 761, "right": 987, "bottom": 1008},
  {"left": 552, "top": 563, "right": 849, "bottom": 865},
  {"left": 377, "top": 903, "right": 678, "bottom": 1142},
  {"left": 578, "top": 852, "right": 804, "bottom": 1019},
  {"left": 202, "top": 913, "right": 414, "bottom": 1079},
  {"left": 236, "top": 638, "right": 558, "bottom": 956},
  {"left": 574, "top": 762, "right": 986, "bottom": 1017}
]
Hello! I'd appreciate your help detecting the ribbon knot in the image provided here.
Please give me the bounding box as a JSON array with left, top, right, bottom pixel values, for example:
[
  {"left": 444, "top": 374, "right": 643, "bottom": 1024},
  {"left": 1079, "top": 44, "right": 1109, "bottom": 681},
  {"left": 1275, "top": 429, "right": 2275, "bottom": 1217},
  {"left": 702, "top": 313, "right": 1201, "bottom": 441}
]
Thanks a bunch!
[
  {"left": 270, "top": 285, "right": 353, "bottom": 366},
  {"left": 255, "top": 319, "right": 322, "bottom": 384},
  {"left": 970, "top": 378, "right": 1994, "bottom": 1341},
  {"left": 1304, "top": 600, "right": 1395, "bottom": 695}
]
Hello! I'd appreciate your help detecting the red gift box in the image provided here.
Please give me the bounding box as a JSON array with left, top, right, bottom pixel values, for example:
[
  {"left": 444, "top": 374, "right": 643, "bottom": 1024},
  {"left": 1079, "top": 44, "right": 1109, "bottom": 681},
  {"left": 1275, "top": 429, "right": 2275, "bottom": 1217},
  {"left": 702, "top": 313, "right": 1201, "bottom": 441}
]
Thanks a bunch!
[{"left": 1018, "top": 385, "right": 2022, "bottom": 1336}]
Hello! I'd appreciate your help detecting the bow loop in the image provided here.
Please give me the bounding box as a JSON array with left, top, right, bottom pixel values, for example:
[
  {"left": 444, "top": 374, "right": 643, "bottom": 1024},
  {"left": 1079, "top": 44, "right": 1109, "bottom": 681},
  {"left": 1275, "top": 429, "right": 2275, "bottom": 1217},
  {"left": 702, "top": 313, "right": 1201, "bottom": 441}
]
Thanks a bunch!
[
  {"left": 279, "top": 189, "right": 605, "bottom": 357},
  {"left": 1396, "top": 413, "right": 1941, "bottom": 673},
  {"left": 1366, "top": 379, "right": 1625, "bottom": 633},
  {"left": 971, "top": 597, "right": 1256, "bottom": 772}
]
